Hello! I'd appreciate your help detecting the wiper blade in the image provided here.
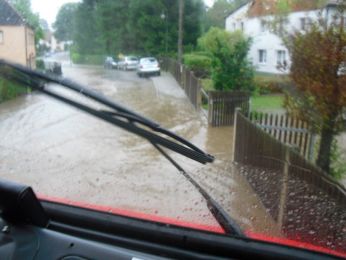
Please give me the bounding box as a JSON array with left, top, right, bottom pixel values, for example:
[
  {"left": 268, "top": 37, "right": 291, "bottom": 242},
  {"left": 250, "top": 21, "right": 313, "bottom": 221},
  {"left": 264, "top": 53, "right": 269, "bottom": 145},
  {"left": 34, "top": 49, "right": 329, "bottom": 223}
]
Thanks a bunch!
[
  {"left": 0, "top": 60, "right": 243, "bottom": 237},
  {"left": 0, "top": 60, "right": 214, "bottom": 164},
  {"left": 153, "top": 143, "right": 243, "bottom": 236}
]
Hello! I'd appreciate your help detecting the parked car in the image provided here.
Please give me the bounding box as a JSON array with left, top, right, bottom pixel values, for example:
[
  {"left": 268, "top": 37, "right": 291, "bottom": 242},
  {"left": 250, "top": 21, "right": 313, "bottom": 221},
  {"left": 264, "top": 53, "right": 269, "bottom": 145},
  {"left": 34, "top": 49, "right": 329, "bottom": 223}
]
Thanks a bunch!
[
  {"left": 104, "top": 56, "right": 118, "bottom": 69},
  {"left": 118, "top": 56, "right": 139, "bottom": 70},
  {"left": 44, "top": 60, "right": 62, "bottom": 76},
  {"left": 137, "top": 57, "right": 160, "bottom": 77}
]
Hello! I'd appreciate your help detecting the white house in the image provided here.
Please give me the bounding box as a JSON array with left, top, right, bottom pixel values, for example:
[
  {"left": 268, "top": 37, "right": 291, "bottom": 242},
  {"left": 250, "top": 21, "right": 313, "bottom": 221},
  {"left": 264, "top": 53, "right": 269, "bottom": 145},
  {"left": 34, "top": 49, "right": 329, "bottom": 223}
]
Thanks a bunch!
[{"left": 225, "top": 0, "right": 341, "bottom": 74}]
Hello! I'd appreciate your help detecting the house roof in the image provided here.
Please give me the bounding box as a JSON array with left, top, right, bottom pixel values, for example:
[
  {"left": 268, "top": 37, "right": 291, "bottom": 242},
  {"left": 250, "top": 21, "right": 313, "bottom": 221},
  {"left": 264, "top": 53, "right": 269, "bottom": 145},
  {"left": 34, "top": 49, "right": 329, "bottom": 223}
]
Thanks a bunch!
[
  {"left": 0, "top": 0, "right": 26, "bottom": 26},
  {"left": 247, "top": 0, "right": 329, "bottom": 18},
  {"left": 226, "top": 0, "right": 338, "bottom": 19},
  {"left": 225, "top": 1, "right": 251, "bottom": 19}
]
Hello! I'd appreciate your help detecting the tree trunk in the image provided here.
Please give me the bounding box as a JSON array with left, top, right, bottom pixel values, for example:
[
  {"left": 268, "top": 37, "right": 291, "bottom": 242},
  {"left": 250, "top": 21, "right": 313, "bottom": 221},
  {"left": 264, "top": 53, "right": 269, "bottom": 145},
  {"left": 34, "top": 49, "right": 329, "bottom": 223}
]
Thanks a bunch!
[
  {"left": 317, "top": 119, "right": 336, "bottom": 173},
  {"left": 178, "top": 0, "right": 184, "bottom": 64}
]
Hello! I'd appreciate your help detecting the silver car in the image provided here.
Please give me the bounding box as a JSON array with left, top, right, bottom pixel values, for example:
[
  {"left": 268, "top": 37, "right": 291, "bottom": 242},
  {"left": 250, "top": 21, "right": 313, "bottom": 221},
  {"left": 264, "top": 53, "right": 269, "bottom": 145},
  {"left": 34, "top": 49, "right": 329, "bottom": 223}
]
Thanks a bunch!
[
  {"left": 104, "top": 56, "right": 118, "bottom": 69},
  {"left": 137, "top": 57, "right": 161, "bottom": 77},
  {"left": 118, "top": 56, "right": 139, "bottom": 70}
]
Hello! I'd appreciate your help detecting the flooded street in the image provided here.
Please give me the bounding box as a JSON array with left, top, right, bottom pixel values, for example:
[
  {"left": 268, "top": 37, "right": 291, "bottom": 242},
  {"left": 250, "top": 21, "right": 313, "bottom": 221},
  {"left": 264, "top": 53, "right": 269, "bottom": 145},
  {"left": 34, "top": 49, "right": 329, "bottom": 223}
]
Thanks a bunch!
[{"left": 0, "top": 59, "right": 278, "bottom": 234}]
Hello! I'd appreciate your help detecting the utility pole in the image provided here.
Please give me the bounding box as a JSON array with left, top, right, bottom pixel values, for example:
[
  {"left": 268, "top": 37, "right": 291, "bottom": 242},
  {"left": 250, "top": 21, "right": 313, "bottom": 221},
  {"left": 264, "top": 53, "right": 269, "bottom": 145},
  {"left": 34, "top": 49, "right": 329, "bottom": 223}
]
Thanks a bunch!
[{"left": 178, "top": 0, "right": 184, "bottom": 64}]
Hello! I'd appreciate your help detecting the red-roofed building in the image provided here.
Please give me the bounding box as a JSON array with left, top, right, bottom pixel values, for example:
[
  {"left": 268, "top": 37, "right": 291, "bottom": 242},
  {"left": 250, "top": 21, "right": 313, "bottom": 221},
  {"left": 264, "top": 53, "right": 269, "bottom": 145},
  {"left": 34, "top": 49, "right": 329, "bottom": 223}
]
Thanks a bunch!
[{"left": 225, "top": 0, "right": 342, "bottom": 74}]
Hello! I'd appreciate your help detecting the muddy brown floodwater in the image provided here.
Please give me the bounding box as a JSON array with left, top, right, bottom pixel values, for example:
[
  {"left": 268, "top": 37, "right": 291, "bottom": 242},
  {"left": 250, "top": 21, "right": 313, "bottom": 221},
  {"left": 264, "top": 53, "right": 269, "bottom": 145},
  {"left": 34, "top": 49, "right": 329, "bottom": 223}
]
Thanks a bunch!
[{"left": 0, "top": 60, "right": 280, "bottom": 235}]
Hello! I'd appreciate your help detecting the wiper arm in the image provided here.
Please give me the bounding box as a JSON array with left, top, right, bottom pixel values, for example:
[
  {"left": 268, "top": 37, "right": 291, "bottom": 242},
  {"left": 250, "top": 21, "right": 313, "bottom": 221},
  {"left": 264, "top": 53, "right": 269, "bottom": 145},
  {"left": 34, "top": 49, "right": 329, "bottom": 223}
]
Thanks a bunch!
[
  {"left": 0, "top": 60, "right": 214, "bottom": 164},
  {"left": 0, "top": 60, "right": 243, "bottom": 236}
]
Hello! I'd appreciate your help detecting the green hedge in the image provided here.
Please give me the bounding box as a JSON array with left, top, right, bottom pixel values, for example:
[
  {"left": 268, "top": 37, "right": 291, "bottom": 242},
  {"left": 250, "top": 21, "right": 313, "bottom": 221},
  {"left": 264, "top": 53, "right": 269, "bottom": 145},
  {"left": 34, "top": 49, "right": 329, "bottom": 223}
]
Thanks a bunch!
[
  {"left": 254, "top": 73, "right": 291, "bottom": 95},
  {"left": 183, "top": 53, "right": 212, "bottom": 78},
  {"left": 71, "top": 52, "right": 105, "bottom": 65},
  {"left": 0, "top": 78, "right": 28, "bottom": 103}
]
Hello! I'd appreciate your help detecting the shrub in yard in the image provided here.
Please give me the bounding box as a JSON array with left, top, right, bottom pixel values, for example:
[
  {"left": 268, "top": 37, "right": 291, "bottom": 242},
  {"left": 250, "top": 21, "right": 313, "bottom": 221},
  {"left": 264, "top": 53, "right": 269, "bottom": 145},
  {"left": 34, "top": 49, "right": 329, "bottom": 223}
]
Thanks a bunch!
[
  {"left": 0, "top": 78, "right": 27, "bottom": 103},
  {"left": 36, "top": 59, "right": 45, "bottom": 71},
  {"left": 183, "top": 53, "right": 212, "bottom": 78},
  {"left": 71, "top": 51, "right": 82, "bottom": 64},
  {"left": 71, "top": 52, "right": 104, "bottom": 65},
  {"left": 330, "top": 138, "right": 346, "bottom": 180},
  {"left": 254, "top": 76, "right": 290, "bottom": 95},
  {"left": 198, "top": 27, "right": 254, "bottom": 92}
]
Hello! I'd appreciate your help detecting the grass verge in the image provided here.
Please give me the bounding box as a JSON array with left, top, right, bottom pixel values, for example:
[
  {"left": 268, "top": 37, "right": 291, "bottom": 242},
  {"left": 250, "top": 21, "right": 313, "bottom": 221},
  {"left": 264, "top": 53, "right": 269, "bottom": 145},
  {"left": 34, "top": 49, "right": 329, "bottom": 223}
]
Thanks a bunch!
[{"left": 251, "top": 95, "right": 285, "bottom": 112}]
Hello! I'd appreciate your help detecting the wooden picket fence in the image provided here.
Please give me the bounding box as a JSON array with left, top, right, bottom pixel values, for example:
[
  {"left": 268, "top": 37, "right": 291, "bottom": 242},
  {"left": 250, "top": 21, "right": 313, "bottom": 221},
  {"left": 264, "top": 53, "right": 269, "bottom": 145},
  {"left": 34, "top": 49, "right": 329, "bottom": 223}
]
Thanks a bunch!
[
  {"left": 234, "top": 110, "right": 346, "bottom": 252},
  {"left": 249, "top": 112, "right": 315, "bottom": 160},
  {"left": 161, "top": 58, "right": 250, "bottom": 126},
  {"left": 234, "top": 110, "right": 346, "bottom": 207},
  {"left": 161, "top": 58, "right": 201, "bottom": 110},
  {"left": 208, "top": 91, "right": 250, "bottom": 127}
]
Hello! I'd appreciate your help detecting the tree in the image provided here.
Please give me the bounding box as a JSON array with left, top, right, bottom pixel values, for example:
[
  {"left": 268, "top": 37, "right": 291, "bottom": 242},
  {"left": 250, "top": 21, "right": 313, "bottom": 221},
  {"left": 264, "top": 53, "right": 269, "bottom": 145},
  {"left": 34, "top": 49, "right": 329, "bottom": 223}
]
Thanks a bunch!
[
  {"left": 283, "top": 11, "right": 346, "bottom": 173},
  {"left": 127, "top": 0, "right": 166, "bottom": 55},
  {"left": 53, "top": 3, "right": 78, "bottom": 42},
  {"left": 271, "top": 2, "right": 346, "bottom": 174},
  {"left": 178, "top": 0, "right": 184, "bottom": 63},
  {"left": 69, "top": 0, "right": 204, "bottom": 57},
  {"left": 198, "top": 27, "right": 254, "bottom": 91},
  {"left": 72, "top": 0, "right": 102, "bottom": 55}
]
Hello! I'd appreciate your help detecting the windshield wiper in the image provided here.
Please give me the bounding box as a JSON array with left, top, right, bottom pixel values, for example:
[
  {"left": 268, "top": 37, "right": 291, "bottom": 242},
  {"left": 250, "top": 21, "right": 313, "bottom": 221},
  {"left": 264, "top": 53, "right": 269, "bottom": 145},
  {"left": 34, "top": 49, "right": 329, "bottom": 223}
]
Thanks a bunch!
[
  {"left": 0, "top": 60, "right": 213, "bottom": 164},
  {"left": 0, "top": 60, "right": 243, "bottom": 237}
]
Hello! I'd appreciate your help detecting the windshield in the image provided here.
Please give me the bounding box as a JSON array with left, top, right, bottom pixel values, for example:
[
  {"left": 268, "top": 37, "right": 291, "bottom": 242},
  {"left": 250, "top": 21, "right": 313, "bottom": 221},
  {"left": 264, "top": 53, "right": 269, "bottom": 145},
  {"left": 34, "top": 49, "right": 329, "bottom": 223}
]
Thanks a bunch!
[
  {"left": 0, "top": 0, "right": 345, "bottom": 258},
  {"left": 141, "top": 58, "right": 157, "bottom": 63},
  {"left": 128, "top": 57, "right": 138, "bottom": 61}
]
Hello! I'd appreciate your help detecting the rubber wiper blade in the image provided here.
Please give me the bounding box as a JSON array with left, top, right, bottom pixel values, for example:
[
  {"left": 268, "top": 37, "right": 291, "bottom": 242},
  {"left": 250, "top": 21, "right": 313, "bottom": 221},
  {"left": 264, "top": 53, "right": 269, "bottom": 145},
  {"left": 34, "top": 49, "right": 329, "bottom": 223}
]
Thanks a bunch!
[{"left": 0, "top": 60, "right": 214, "bottom": 164}]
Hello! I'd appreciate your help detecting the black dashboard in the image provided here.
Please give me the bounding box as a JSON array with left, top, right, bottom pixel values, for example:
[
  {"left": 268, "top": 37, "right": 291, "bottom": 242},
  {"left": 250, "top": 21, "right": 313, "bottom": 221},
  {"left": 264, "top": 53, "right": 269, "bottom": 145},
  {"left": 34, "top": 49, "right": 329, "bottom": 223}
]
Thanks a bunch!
[{"left": 0, "top": 180, "right": 341, "bottom": 260}]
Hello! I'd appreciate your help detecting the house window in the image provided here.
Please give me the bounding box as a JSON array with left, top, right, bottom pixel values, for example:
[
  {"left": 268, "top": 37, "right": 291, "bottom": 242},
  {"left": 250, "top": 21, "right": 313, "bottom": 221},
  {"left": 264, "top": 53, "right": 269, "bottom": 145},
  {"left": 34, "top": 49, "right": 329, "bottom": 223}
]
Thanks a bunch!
[
  {"left": 277, "top": 50, "right": 286, "bottom": 65},
  {"left": 300, "top": 17, "right": 312, "bottom": 30},
  {"left": 300, "top": 18, "right": 306, "bottom": 30},
  {"left": 259, "top": 50, "right": 267, "bottom": 64},
  {"left": 261, "top": 20, "right": 267, "bottom": 32},
  {"left": 240, "top": 22, "right": 244, "bottom": 31},
  {"left": 233, "top": 23, "right": 236, "bottom": 30},
  {"left": 0, "top": 31, "right": 3, "bottom": 44}
]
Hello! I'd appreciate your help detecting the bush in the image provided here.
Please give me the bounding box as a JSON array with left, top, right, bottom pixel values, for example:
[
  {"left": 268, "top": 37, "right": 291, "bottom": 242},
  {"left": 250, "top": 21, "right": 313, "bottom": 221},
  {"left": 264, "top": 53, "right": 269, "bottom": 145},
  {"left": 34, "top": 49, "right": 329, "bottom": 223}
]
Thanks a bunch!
[
  {"left": 198, "top": 27, "right": 254, "bottom": 92},
  {"left": 254, "top": 73, "right": 291, "bottom": 95},
  {"left": 36, "top": 59, "right": 45, "bottom": 71},
  {"left": 71, "top": 52, "right": 104, "bottom": 65},
  {"left": 183, "top": 53, "right": 212, "bottom": 78},
  {"left": 0, "top": 78, "right": 28, "bottom": 103},
  {"left": 201, "top": 78, "right": 214, "bottom": 91}
]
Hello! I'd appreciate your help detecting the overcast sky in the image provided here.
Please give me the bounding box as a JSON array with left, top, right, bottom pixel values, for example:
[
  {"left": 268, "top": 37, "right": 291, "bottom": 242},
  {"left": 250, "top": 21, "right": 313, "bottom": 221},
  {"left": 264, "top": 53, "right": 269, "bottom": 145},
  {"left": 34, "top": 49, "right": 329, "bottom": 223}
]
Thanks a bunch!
[{"left": 32, "top": 0, "right": 215, "bottom": 28}]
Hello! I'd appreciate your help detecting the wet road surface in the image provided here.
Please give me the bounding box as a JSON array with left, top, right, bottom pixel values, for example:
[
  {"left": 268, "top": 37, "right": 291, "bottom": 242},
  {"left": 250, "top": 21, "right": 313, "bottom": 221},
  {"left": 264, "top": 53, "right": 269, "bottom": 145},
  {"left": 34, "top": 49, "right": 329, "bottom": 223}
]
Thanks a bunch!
[{"left": 0, "top": 61, "right": 280, "bottom": 234}]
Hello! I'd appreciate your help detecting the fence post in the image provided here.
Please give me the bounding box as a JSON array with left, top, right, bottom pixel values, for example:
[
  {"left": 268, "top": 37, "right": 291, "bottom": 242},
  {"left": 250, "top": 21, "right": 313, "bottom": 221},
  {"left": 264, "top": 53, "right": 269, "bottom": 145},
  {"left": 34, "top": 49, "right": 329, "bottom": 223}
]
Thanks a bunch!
[
  {"left": 278, "top": 146, "right": 290, "bottom": 229},
  {"left": 208, "top": 92, "right": 213, "bottom": 125},
  {"left": 197, "top": 79, "right": 202, "bottom": 110},
  {"left": 232, "top": 108, "right": 241, "bottom": 162},
  {"left": 308, "top": 134, "right": 317, "bottom": 162}
]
